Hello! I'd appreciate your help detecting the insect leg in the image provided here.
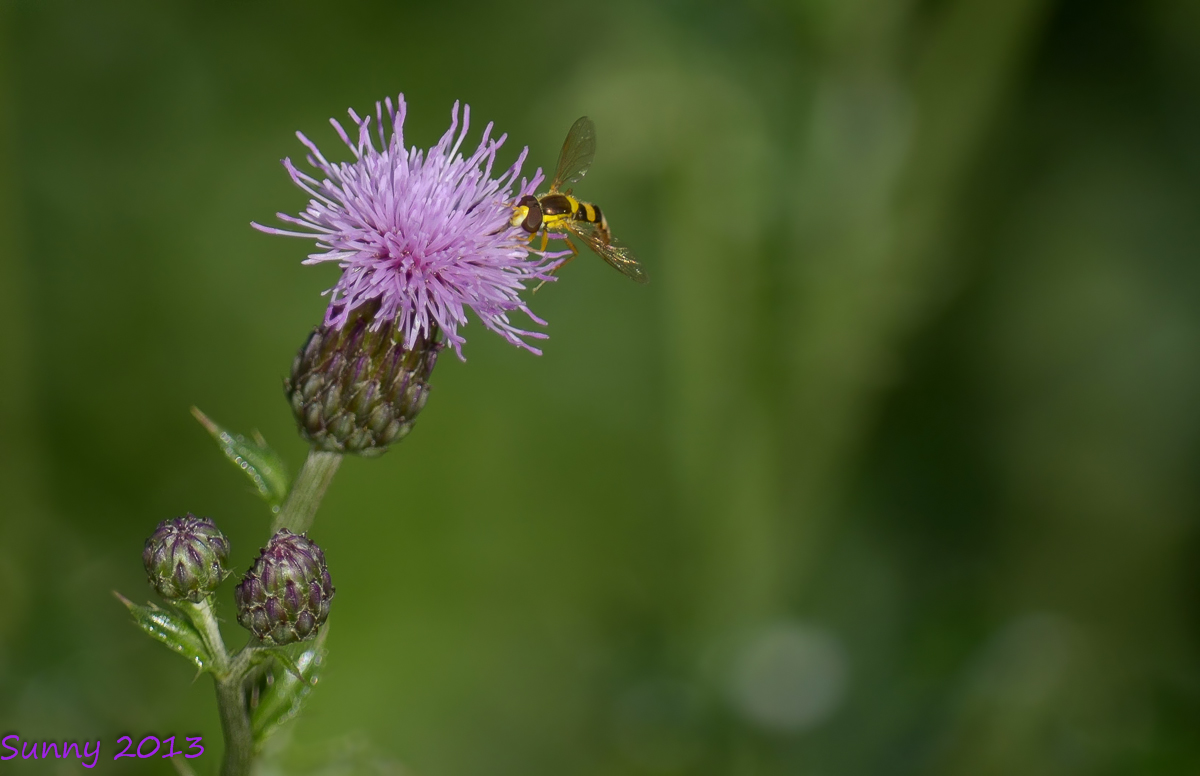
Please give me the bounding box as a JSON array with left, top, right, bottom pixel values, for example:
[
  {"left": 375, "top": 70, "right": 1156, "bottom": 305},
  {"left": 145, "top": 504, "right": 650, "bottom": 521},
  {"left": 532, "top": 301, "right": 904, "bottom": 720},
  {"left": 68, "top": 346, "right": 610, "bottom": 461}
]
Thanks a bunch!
[{"left": 533, "top": 231, "right": 578, "bottom": 293}]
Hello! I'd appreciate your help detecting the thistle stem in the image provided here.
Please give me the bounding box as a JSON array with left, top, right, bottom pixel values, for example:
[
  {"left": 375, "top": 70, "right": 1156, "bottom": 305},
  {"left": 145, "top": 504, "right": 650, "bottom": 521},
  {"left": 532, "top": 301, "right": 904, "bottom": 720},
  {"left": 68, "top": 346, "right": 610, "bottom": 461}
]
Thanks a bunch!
[
  {"left": 214, "top": 679, "right": 254, "bottom": 776},
  {"left": 182, "top": 599, "right": 254, "bottom": 776},
  {"left": 185, "top": 597, "right": 230, "bottom": 669},
  {"left": 272, "top": 449, "right": 342, "bottom": 534}
]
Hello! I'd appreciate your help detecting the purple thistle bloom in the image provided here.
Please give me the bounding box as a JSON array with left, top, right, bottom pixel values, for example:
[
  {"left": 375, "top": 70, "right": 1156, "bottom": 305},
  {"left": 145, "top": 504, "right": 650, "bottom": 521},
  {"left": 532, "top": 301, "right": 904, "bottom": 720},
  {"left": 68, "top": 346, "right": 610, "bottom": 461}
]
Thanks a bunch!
[{"left": 253, "top": 94, "right": 566, "bottom": 358}]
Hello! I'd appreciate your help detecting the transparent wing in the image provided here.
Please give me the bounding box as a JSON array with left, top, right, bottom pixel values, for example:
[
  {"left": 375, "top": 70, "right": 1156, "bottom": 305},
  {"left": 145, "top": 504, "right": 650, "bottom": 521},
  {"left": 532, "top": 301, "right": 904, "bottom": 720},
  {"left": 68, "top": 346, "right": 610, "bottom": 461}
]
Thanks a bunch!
[
  {"left": 566, "top": 221, "right": 649, "bottom": 284},
  {"left": 550, "top": 117, "right": 597, "bottom": 192}
]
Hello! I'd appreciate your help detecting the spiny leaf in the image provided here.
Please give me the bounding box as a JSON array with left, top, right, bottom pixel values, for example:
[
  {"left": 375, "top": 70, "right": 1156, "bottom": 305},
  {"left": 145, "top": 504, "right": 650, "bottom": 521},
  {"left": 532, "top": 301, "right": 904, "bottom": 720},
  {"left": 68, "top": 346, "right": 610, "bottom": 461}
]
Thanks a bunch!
[
  {"left": 250, "top": 629, "right": 328, "bottom": 745},
  {"left": 115, "top": 592, "right": 212, "bottom": 674},
  {"left": 192, "top": 407, "right": 290, "bottom": 513}
]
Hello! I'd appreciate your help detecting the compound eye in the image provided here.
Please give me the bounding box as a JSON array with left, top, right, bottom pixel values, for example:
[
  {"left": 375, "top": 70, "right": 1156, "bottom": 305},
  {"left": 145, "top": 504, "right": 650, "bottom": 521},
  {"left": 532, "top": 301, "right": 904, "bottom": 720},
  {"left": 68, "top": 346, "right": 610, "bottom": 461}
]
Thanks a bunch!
[{"left": 518, "top": 195, "right": 542, "bottom": 233}]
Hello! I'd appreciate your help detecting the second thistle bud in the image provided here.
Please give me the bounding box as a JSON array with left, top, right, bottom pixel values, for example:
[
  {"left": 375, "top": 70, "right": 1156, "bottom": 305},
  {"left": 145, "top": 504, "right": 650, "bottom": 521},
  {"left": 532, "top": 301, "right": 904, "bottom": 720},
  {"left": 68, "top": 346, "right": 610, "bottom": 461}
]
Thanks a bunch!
[
  {"left": 286, "top": 303, "right": 441, "bottom": 457},
  {"left": 143, "top": 515, "right": 231, "bottom": 603},
  {"left": 235, "top": 529, "right": 334, "bottom": 646}
]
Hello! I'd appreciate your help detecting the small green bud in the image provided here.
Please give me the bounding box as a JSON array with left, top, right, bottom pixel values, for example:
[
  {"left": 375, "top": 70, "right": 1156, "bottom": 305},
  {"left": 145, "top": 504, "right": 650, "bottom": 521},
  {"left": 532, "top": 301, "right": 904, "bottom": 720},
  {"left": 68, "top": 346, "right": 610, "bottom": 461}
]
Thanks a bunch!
[
  {"left": 286, "top": 303, "right": 440, "bottom": 457},
  {"left": 142, "top": 515, "right": 231, "bottom": 603},
  {"left": 235, "top": 529, "right": 335, "bottom": 646}
]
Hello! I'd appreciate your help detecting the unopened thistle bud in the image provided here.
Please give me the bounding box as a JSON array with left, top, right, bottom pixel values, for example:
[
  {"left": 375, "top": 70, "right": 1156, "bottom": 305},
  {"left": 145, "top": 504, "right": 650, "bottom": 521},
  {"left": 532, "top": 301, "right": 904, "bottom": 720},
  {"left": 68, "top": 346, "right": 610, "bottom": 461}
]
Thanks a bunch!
[
  {"left": 235, "top": 529, "right": 334, "bottom": 646},
  {"left": 286, "top": 303, "right": 441, "bottom": 456},
  {"left": 142, "top": 515, "right": 231, "bottom": 603}
]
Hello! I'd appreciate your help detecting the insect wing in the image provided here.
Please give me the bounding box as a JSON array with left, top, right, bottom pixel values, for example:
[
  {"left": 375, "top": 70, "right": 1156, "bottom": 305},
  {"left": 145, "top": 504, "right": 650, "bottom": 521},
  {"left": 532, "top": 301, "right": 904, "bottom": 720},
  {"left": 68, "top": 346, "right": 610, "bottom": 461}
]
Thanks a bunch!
[
  {"left": 567, "top": 221, "right": 649, "bottom": 284},
  {"left": 599, "top": 242, "right": 650, "bottom": 284},
  {"left": 550, "top": 116, "right": 597, "bottom": 192}
]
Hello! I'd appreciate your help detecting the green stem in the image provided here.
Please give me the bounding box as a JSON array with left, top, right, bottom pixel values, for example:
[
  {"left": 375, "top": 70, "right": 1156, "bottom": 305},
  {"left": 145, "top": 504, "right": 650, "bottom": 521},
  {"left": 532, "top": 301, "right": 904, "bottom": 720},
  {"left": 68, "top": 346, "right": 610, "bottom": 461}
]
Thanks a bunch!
[
  {"left": 214, "top": 678, "right": 254, "bottom": 776},
  {"left": 183, "top": 599, "right": 254, "bottom": 776},
  {"left": 272, "top": 449, "right": 342, "bottom": 534},
  {"left": 184, "top": 597, "right": 230, "bottom": 670}
]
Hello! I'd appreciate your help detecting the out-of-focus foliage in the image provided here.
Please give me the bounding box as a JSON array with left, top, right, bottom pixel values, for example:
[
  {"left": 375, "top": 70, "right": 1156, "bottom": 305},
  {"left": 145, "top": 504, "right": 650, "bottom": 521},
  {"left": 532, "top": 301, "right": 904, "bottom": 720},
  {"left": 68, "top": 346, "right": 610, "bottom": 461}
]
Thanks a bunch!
[{"left": 3, "top": 0, "right": 1200, "bottom": 773}]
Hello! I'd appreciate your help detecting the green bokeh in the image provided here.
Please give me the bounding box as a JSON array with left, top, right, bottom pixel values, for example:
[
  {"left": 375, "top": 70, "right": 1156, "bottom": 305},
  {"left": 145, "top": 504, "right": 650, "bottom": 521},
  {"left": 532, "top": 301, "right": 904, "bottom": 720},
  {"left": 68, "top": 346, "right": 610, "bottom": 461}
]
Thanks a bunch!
[{"left": 3, "top": 0, "right": 1200, "bottom": 773}]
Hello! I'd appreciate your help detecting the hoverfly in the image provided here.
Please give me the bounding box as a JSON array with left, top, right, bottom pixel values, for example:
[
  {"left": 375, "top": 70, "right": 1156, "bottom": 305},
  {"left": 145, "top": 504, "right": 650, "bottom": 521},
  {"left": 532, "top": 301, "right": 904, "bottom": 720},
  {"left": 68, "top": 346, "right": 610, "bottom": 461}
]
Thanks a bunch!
[{"left": 512, "top": 116, "right": 648, "bottom": 285}]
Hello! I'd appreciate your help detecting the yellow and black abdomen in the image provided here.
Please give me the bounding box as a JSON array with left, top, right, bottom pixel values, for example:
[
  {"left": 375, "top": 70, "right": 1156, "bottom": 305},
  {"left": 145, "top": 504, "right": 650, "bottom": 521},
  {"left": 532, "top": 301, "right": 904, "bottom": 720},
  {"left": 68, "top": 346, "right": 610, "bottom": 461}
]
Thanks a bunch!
[{"left": 578, "top": 200, "right": 611, "bottom": 244}]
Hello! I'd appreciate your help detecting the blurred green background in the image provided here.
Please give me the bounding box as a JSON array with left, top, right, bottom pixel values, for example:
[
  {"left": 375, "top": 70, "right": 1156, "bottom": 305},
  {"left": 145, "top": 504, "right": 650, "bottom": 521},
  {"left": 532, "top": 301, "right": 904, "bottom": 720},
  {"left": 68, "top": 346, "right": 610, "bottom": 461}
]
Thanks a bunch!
[{"left": 3, "top": 0, "right": 1200, "bottom": 773}]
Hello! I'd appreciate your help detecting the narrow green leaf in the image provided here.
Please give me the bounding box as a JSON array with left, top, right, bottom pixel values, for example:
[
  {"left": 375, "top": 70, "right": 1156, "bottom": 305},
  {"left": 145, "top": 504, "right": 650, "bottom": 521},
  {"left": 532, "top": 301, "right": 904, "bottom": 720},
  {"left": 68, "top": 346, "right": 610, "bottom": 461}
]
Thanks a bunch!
[
  {"left": 192, "top": 407, "right": 290, "bottom": 513},
  {"left": 115, "top": 592, "right": 212, "bottom": 673},
  {"left": 265, "top": 648, "right": 306, "bottom": 683},
  {"left": 250, "top": 630, "right": 327, "bottom": 744}
]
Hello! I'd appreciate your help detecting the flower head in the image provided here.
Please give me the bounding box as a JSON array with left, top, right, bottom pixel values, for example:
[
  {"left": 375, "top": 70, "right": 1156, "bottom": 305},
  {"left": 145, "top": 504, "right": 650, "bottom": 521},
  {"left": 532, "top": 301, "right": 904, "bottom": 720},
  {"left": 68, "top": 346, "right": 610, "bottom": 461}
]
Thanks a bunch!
[
  {"left": 287, "top": 300, "right": 440, "bottom": 456},
  {"left": 254, "top": 94, "right": 563, "bottom": 358},
  {"left": 143, "top": 515, "right": 231, "bottom": 603},
  {"left": 235, "top": 529, "right": 334, "bottom": 646}
]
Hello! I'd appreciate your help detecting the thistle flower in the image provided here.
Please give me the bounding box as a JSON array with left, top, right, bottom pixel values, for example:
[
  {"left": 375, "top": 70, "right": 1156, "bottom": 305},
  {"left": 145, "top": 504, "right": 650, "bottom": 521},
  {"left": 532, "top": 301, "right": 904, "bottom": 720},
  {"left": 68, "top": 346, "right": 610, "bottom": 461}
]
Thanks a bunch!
[
  {"left": 253, "top": 93, "right": 565, "bottom": 358},
  {"left": 143, "top": 515, "right": 231, "bottom": 603},
  {"left": 235, "top": 530, "right": 334, "bottom": 646}
]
